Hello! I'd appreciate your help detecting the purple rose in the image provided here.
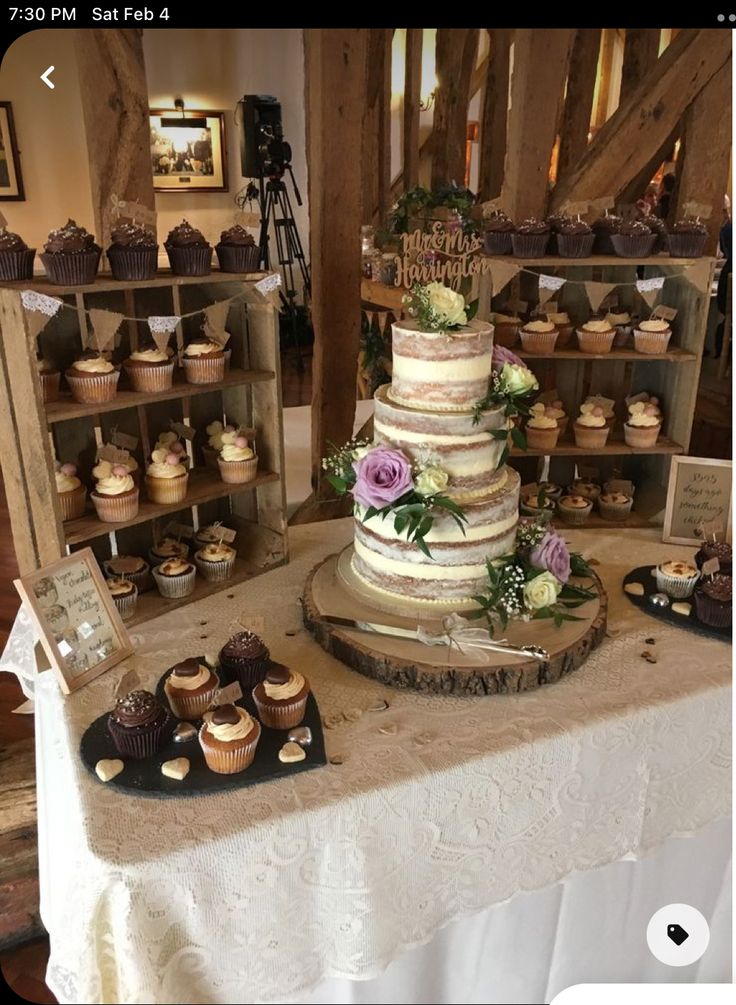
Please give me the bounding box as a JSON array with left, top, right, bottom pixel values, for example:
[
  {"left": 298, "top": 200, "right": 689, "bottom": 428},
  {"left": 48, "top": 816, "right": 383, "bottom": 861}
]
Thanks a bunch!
[
  {"left": 492, "top": 344, "right": 525, "bottom": 373},
  {"left": 529, "top": 530, "right": 571, "bottom": 584},
  {"left": 352, "top": 447, "right": 414, "bottom": 509}
]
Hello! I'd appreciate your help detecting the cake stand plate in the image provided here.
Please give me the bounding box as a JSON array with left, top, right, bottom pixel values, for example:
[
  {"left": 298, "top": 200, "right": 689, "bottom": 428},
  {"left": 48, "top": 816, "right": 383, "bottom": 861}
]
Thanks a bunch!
[{"left": 303, "top": 546, "right": 608, "bottom": 696}]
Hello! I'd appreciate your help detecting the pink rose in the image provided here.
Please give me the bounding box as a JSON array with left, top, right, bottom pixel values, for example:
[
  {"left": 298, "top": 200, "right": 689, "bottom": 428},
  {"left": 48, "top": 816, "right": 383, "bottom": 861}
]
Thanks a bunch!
[
  {"left": 352, "top": 447, "right": 413, "bottom": 510},
  {"left": 492, "top": 344, "right": 525, "bottom": 372},
  {"left": 529, "top": 530, "right": 571, "bottom": 584}
]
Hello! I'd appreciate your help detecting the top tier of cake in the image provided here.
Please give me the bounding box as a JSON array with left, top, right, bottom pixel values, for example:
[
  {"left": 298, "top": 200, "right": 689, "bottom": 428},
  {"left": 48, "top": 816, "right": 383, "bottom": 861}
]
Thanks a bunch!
[{"left": 389, "top": 319, "right": 494, "bottom": 412}]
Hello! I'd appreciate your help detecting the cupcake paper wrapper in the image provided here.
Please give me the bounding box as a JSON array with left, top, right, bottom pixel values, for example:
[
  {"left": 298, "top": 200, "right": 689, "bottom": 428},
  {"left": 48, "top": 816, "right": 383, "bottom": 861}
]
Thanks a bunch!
[
  {"left": 182, "top": 355, "right": 225, "bottom": 385},
  {"left": 252, "top": 690, "right": 309, "bottom": 730},
  {"left": 573, "top": 424, "right": 610, "bottom": 449},
  {"left": 493, "top": 323, "right": 520, "bottom": 348},
  {"left": 40, "top": 371, "right": 61, "bottom": 403},
  {"left": 58, "top": 484, "right": 87, "bottom": 522},
  {"left": 104, "top": 562, "right": 152, "bottom": 593},
  {"left": 66, "top": 369, "right": 120, "bottom": 404},
  {"left": 525, "top": 427, "right": 560, "bottom": 451},
  {"left": 483, "top": 232, "right": 513, "bottom": 256},
  {"left": 92, "top": 489, "right": 140, "bottom": 523},
  {"left": 218, "top": 456, "right": 258, "bottom": 484},
  {"left": 112, "top": 589, "right": 138, "bottom": 622},
  {"left": 198, "top": 721, "right": 261, "bottom": 774},
  {"left": 694, "top": 590, "right": 732, "bottom": 628},
  {"left": 124, "top": 361, "right": 175, "bottom": 392},
  {"left": 511, "top": 233, "right": 549, "bottom": 258},
  {"left": 195, "top": 554, "right": 237, "bottom": 582},
  {"left": 556, "top": 417, "right": 569, "bottom": 437},
  {"left": 108, "top": 712, "right": 170, "bottom": 760},
  {"left": 612, "top": 327, "right": 632, "bottom": 348},
  {"left": 519, "top": 331, "right": 559, "bottom": 354},
  {"left": 215, "top": 244, "right": 260, "bottom": 273},
  {"left": 597, "top": 499, "right": 633, "bottom": 522},
  {"left": 220, "top": 656, "right": 271, "bottom": 689},
  {"left": 609, "top": 234, "right": 657, "bottom": 258},
  {"left": 592, "top": 233, "right": 617, "bottom": 255},
  {"left": 556, "top": 233, "right": 595, "bottom": 258},
  {"left": 556, "top": 503, "right": 592, "bottom": 526},
  {"left": 152, "top": 566, "right": 197, "bottom": 599},
  {"left": 655, "top": 568, "right": 700, "bottom": 599},
  {"left": 166, "top": 245, "right": 212, "bottom": 277},
  {"left": 576, "top": 330, "right": 616, "bottom": 354},
  {"left": 165, "top": 680, "right": 220, "bottom": 721},
  {"left": 107, "top": 246, "right": 158, "bottom": 281},
  {"left": 623, "top": 423, "right": 661, "bottom": 448},
  {"left": 667, "top": 234, "right": 707, "bottom": 259},
  {"left": 41, "top": 249, "right": 101, "bottom": 286},
  {"left": 0, "top": 248, "right": 35, "bottom": 282},
  {"left": 555, "top": 326, "right": 574, "bottom": 349},
  {"left": 145, "top": 473, "right": 189, "bottom": 505},
  {"left": 633, "top": 330, "right": 672, "bottom": 355}
]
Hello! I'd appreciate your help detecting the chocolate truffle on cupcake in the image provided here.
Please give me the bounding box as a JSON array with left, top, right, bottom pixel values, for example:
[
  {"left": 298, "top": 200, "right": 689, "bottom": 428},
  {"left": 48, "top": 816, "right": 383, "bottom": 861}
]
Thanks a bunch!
[
  {"left": 145, "top": 447, "right": 189, "bottom": 505},
  {"left": 694, "top": 574, "right": 732, "bottom": 628},
  {"left": 511, "top": 217, "right": 550, "bottom": 258},
  {"left": 695, "top": 540, "right": 732, "bottom": 576},
  {"left": 107, "top": 222, "right": 158, "bottom": 281},
  {"left": 556, "top": 217, "right": 594, "bottom": 258},
  {"left": 152, "top": 557, "right": 196, "bottom": 599},
  {"left": 164, "top": 656, "right": 219, "bottom": 720},
  {"left": 634, "top": 318, "right": 672, "bottom": 355},
  {"left": 215, "top": 225, "right": 260, "bottom": 272},
  {"left": 0, "top": 229, "right": 35, "bottom": 281},
  {"left": 655, "top": 560, "right": 700, "bottom": 599},
  {"left": 610, "top": 219, "right": 657, "bottom": 258},
  {"left": 667, "top": 217, "right": 708, "bottom": 258},
  {"left": 123, "top": 343, "right": 174, "bottom": 392},
  {"left": 164, "top": 219, "right": 212, "bottom": 276},
  {"left": 91, "top": 460, "right": 139, "bottom": 523},
  {"left": 182, "top": 336, "right": 225, "bottom": 385},
  {"left": 107, "top": 577, "right": 138, "bottom": 621},
  {"left": 194, "top": 541, "right": 237, "bottom": 582},
  {"left": 557, "top": 494, "right": 593, "bottom": 526},
  {"left": 103, "top": 554, "right": 151, "bottom": 592},
  {"left": 252, "top": 662, "right": 310, "bottom": 730},
  {"left": 219, "top": 630, "right": 270, "bottom": 687},
  {"left": 199, "top": 703, "right": 261, "bottom": 774},
  {"left": 591, "top": 212, "right": 622, "bottom": 254},
  {"left": 41, "top": 219, "right": 101, "bottom": 285},
  {"left": 66, "top": 351, "right": 120, "bottom": 404},
  {"left": 37, "top": 354, "right": 61, "bottom": 403},
  {"left": 150, "top": 537, "right": 190, "bottom": 565},
  {"left": 218, "top": 430, "right": 257, "bottom": 484},
  {"left": 482, "top": 210, "right": 514, "bottom": 255},
  {"left": 108, "top": 689, "right": 170, "bottom": 759},
  {"left": 55, "top": 461, "right": 86, "bottom": 522}
]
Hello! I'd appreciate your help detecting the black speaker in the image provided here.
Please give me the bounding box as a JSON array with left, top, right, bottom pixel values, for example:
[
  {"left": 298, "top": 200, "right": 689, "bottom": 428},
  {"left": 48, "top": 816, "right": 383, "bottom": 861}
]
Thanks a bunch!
[{"left": 238, "top": 94, "right": 286, "bottom": 177}]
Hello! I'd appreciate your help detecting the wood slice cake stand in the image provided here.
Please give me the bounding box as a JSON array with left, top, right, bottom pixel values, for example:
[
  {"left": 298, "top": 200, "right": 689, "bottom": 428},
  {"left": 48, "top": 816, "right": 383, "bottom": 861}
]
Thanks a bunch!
[{"left": 302, "top": 546, "right": 608, "bottom": 696}]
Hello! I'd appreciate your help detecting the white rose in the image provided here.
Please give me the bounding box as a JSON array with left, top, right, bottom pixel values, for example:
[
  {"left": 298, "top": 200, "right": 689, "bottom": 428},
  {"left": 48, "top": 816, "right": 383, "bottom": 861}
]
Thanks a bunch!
[
  {"left": 523, "top": 571, "right": 562, "bottom": 611},
  {"left": 426, "top": 282, "right": 467, "bottom": 327},
  {"left": 415, "top": 466, "right": 449, "bottom": 496},
  {"left": 500, "top": 362, "right": 539, "bottom": 395},
  {"left": 353, "top": 444, "right": 372, "bottom": 460}
]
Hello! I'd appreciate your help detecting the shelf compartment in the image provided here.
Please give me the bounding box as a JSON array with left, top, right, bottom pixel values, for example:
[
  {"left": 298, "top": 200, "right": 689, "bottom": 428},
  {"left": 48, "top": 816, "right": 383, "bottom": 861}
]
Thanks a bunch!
[
  {"left": 481, "top": 253, "right": 706, "bottom": 267},
  {"left": 64, "top": 468, "right": 279, "bottom": 545},
  {"left": 2, "top": 269, "right": 271, "bottom": 297},
  {"left": 512, "top": 434, "right": 684, "bottom": 458},
  {"left": 516, "top": 347, "right": 697, "bottom": 362}
]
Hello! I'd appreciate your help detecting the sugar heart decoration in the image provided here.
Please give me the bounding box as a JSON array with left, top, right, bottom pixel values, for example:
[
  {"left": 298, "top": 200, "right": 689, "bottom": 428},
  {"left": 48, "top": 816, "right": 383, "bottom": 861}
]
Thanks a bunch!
[
  {"left": 112, "top": 464, "right": 128, "bottom": 476},
  {"left": 629, "top": 402, "right": 645, "bottom": 415},
  {"left": 170, "top": 442, "right": 185, "bottom": 455},
  {"left": 151, "top": 447, "right": 168, "bottom": 464},
  {"left": 592, "top": 406, "right": 604, "bottom": 416},
  {"left": 530, "top": 402, "right": 545, "bottom": 415},
  {"left": 580, "top": 403, "right": 594, "bottom": 414},
  {"left": 60, "top": 463, "right": 77, "bottom": 476}
]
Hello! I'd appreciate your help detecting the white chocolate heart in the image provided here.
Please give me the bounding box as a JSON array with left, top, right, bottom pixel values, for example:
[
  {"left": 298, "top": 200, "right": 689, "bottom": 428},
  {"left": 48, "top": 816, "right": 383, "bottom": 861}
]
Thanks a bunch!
[
  {"left": 161, "top": 757, "right": 190, "bottom": 780},
  {"left": 278, "top": 741, "right": 306, "bottom": 763},
  {"left": 95, "top": 758, "right": 124, "bottom": 782}
]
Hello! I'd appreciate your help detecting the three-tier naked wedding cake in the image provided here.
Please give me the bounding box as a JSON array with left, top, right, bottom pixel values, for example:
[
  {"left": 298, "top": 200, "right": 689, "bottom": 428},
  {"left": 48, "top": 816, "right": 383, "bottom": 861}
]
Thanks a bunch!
[{"left": 352, "top": 317, "right": 521, "bottom": 604}]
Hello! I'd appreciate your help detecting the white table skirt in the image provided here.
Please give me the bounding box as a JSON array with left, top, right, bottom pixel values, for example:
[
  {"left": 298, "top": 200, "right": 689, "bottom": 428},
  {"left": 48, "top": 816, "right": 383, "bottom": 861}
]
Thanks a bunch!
[{"left": 1, "top": 523, "right": 731, "bottom": 1004}]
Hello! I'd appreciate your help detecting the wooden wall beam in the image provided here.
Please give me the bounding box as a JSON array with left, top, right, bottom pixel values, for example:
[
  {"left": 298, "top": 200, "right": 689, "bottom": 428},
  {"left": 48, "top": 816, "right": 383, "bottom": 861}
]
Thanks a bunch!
[
  {"left": 675, "top": 57, "right": 732, "bottom": 254},
  {"left": 403, "top": 28, "right": 423, "bottom": 190},
  {"left": 557, "top": 29, "right": 601, "bottom": 183},
  {"left": 619, "top": 29, "right": 661, "bottom": 104},
  {"left": 551, "top": 29, "right": 732, "bottom": 211},
  {"left": 431, "top": 29, "right": 480, "bottom": 188},
  {"left": 305, "top": 29, "right": 366, "bottom": 504},
  {"left": 74, "top": 30, "right": 155, "bottom": 247},
  {"left": 478, "top": 29, "right": 512, "bottom": 200},
  {"left": 501, "top": 29, "right": 574, "bottom": 221},
  {"left": 362, "top": 29, "right": 392, "bottom": 224}
]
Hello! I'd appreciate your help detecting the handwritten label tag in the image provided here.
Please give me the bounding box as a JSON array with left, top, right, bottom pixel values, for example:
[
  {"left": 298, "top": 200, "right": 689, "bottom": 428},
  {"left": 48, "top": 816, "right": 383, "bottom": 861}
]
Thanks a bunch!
[
  {"left": 590, "top": 196, "right": 615, "bottom": 214},
  {"left": 97, "top": 444, "right": 133, "bottom": 465},
  {"left": 110, "top": 429, "right": 139, "bottom": 451},
  {"left": 163, "top": 521, "right": 194, "bottom": 540},
  {"left": 169, "top": 420, "right": 196, "bottom": 441},
  {"left": 650, "top": 305, "right": 678, "bottom": 322},
  {"left": 699, "top": 519, "right": 725, "bottom": 540},
  {"left": 626, "top": 391, "right": 650, "bottom": 407},
  {"left": 578, "top": 464, "right": 600, "bottom": 480},
  {"left": 702, "top": 557, "right": 721, "bottom": 576},
  {"left": 114, "top": 667, "right": 141, "bottom": 699},
  {"left": 586, "top": 394, "right": 615, "bottom": 415},
  {"left": 237, "top": 614, "right": 265, "bottom": 634},
  {"left": 255, "top": 274, "right": 281, "bottom": 295},
  {"left": 560, "top": 200, "right": 589, "bottom": 217},
  {"left": 235, "top": 211, "right": 261, "bottom": 229},
  {"left": 617, "top": 203, "right": 639, "bottom": 222},
  {"left": 213, "top": 526, "right": 237, "bottom": 543},
  {"left": 538, "top": 388, "right": 561, "bottom": 405},
  {"left": 0, "top": 210, "right": 7, "bottom": 229},
  {"left": 606, "top": 479, "right": 634, "bottom": 496},
  {"left": 521, "top": 482, "right": 539, "bottom": 496},
  {"left": 683, "top": 200, "right": 712, "bottom": 220},
  {"left": 216, "top": 681, "right": 244, "bottom": 705}
]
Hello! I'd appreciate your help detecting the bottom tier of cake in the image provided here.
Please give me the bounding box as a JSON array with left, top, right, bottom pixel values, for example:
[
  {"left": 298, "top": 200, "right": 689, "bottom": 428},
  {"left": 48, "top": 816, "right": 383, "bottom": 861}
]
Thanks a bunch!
[{"left": 352, "top": 466, "right": 520, "bottom": 602}]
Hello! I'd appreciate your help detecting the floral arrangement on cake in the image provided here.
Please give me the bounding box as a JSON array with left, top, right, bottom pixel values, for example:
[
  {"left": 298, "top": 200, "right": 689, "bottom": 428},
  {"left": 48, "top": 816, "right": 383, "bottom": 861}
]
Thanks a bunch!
[
  {"left": 401, "top": 282, "right": 478, "bottom": 333},
  {"left": 469, "top": 518, "right": 596, "bottom": 634},
  {"left": 323, "top": 439, "right": 466, "bottom": 557},
  {"left": 387, "top": 183, "right": 478, "bottom": 236},
  {"left": 473, "top": 345, "right": 539, "bottom": 461}
]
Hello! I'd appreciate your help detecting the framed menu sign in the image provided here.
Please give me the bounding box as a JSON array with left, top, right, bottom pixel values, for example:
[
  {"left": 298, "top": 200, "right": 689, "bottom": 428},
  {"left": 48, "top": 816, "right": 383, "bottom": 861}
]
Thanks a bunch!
[
  {"left": 14, "top": 548, "right": 133, "bottom": 694},
  {"left": 663, "top": 456, "right": 732, "bottom": 546}
]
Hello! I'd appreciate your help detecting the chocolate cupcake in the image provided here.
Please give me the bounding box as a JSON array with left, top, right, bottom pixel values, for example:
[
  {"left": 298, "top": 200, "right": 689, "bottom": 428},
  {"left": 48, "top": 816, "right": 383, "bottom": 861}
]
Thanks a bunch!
[
  {"left": 215, "top": 225, "right": 260, "bottom": 273},
  {"left": 591, "top": 213, "right": 622, "bottom": 254},
  {"left": 556, "top": 218, "right": 594, "bottom": 258},
  {"left": 639, "top": 215, "right": 668, "bottom": 254},
  {"left": 218, "top": 630, "right": 270, "bottom": 687},
  {"left": 164, "top": 219, "right": 212, "bottom": 276},
  {"left": 545, "top": 213, "right": 572, "bottom": 255},
  {"left": 482, "top": 210, "right": 514, "bottom": 256},
  {"left": 667, "top": 217, "right": 708, "bottom": 258},
  {"left": 0, "top": 229, "right": 35, "bottom": 281},
  {"left": 694, "top": 574, "right": 732, "bottom": 628},
  {"left": 511, "top": 218, "right": 550, "bottom": 258},
  {"left": 164, "top": 656, "right": 219, "bottom": 720},
  {"left": 695, "top": 541, "right": 732, "bottom": 576},
  {"left": 40, "top": 219, "right": 101, "bottom": 285},
  {"left": 252, "top": 662, "right": 310, "bottom": 730},
  {"left": 107, "top": 222, "right": 158, "bottom": 281},
  {"left": 610, "top": 220, "right": 657, "bottom": 258},
  {"left": 108, "top": 689, "right": 170, "bottom": 759}
]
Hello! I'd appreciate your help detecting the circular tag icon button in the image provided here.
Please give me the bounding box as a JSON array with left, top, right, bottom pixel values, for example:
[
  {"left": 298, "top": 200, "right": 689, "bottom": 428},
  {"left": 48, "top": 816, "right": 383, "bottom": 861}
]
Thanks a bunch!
[{"left": 647, "top": 903, "right": 710, "bottom": 967}]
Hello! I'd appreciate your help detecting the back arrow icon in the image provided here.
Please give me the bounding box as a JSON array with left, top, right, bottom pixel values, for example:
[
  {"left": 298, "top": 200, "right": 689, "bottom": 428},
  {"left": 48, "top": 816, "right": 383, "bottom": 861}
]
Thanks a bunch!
[{"left": 41, "top": 66, "right": 55, "bottom": 89}]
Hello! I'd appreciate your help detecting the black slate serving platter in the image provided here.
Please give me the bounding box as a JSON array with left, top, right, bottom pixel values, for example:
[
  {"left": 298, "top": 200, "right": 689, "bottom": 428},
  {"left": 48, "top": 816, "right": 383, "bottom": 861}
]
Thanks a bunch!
[
  {"left": 623, "top": 566, "right": 732, "bottom": 643},
  {"left": 80, "top": 666, "right": 327, "bottom": 797}
]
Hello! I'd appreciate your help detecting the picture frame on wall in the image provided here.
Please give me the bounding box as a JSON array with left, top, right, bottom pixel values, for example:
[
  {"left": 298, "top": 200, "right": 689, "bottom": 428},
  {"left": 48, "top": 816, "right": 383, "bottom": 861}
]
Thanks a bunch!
[
  {"left": 150, "top": 109, "right": 228, "bottom": 193},
  {"left": 0, "top": 101, "right": 24, "bottom": 201},
  {"left": 662, "top": 455, "right": 732, "bottom": 546},
  {"left": 14, "top": 548, "right": 133, "bottom": 695}
]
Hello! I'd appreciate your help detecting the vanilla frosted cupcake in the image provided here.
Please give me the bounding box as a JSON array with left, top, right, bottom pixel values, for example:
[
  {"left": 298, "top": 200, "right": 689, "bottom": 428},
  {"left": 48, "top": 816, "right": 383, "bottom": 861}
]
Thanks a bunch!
[
  {"left": 123, "top": 344, "right": 175, "bottom": 392},
  {"left": 55, "top": 461, "right": 86, "bottom": 521},
  {"left": 519, "top": 319, "right": 558, "bottom": 354},
  {"left": 195, "top": 541, "right": 237, "bottom": 582},
  {"left": 218, "top": 431, "right": 257, "bottom": 484},
  {"left": 252, "top": 663, "right": 310, "bottom": 729},
  {"left": 569, "top": 479, "right": 601, "bottom": 502},
  {"left": 573, "top": 403, "right": 610, "bottom": 448},
  {"left": 152, "top": 557, "right": 196, "bottom": 598},
  {"left": 150, "top": 537, "right": 190, "bottom": 565},
  {"left": 107, "top": 577, "right": 138, "bottom": 621},
  {"left": 520, "top": 492, "right": 555, "bottom": 523},
  {"left": 182, "top": 337, "right": 225, "bottom": 384},
  {"left": 583, "top": 394, "right": 615, "bottom": 427},
  {"left": 199, "top": 703, "right": 261, "bottom": 774},
  {"left": 655, "top": 560, "right": 700, "bottom": 599},
  {"left": 491, "top": 312, "right": 521, "bottom": 347},
  {"left": 66, "top": 352, "right": 120, "bottom": 403},
  {"left": 576, "top": 319, "right": 616, "bottom": 354},
  {"left": 525, "top": 404, "right": 560, "bottom": 451},
  {"left": 634, "top": 318, "right": 672, "bottom": 355},
  {"left": 557, "top": 494, "right": 593, "bottom": 526},
  {"left": 164, "top": 657, "right": 219, "bottom": 720},
  {"left": 203, "top": 420, "right": 235, "bottom": 469},
  {"left": 624, "top": 401, "right": 661, "bottom": 448},
  {"left": 598, "top": 491, "right": 633, "bottom": 521},
  {"left": 37, "top": 355, "right": 61, "bottom": 403},
  {"left": 103, "top": 554, "right": 151, "bottom": 592},
  {"left": 91, "top": 460, "right": 139, "bottom": 522},
  {"left": 145, "top": 447, "right": 188, "bottom": 505}
]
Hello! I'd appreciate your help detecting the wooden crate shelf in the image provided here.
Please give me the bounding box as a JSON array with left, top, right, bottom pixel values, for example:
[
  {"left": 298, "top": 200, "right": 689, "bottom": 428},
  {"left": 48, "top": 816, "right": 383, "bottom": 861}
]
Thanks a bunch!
[
  {"left": 45, "top": 368, "right": 275, "bottom": 424},
  {"left": 513, "top": 434, "right": 684, "bottom": 458},
  {"left": 0, "top": 269, "right": 270, "bottom": 296},
  {"left": 481, "top": 253, "right": 708, "bottom": 267},
  {"left": 516, "top": 347, "right": 697, "bottom": 362}
]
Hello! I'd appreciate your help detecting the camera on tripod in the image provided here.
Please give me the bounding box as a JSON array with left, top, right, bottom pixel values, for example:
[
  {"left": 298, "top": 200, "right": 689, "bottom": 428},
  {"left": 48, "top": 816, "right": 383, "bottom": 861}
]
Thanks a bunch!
[{"left": 238, "top": 94, "right": 291, "bottom": 179}]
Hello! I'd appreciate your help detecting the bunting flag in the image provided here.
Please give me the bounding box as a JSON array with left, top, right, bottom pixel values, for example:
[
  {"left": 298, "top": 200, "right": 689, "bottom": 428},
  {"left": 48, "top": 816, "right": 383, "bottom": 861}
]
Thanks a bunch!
[
  {"left": 537, "top": 273, "right": 566, "bottom": 307},
  {"left": 89, "top": 308, "right": 124, "bottom": 353},
  {"left": 375, "top": 310, "right": 389, "bottom": 333},
  {"left": 685, "top": 258, "right": 712, "bottom": 294},
  {"left": 21, "top": 289, "right": 63, "bottom": 340},
  {"left": 486, "top": 259, "right": 521, "bottom": 296},
  {"left": 147, "top": 315, "right": 180, "bottom": 354},
  {"left": 202, "top": 300, "right": 231, "bottom": 347},
  {"left": 636, "top": 276, "right": 665, "bottom": 309},
  {"left": 583, "top": 281, "right": 618, "bottom": 313}
]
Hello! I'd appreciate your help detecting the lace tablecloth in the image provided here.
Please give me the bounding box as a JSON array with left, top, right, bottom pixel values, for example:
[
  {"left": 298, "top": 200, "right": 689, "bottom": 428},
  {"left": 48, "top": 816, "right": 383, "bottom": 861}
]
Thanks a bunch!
[{"left": 1, "top": 522, "right": 731, "bottom": 1004}]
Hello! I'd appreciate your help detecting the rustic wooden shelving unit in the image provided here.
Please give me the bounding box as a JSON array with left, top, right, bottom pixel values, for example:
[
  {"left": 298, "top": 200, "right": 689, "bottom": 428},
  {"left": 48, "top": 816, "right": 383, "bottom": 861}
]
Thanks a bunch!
[{"left": 0, "top": 270, "right": 288, "bottom": 626}]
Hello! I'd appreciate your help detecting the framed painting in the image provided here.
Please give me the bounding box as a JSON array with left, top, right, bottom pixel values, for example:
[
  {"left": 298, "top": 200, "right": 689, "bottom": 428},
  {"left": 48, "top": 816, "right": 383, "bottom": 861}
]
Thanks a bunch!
[
  {"left": 0, "top": 102, "right": 24, "bottom": 201},
  {"left": 150, "top": 109, "right": 227, "bottom": 193}
]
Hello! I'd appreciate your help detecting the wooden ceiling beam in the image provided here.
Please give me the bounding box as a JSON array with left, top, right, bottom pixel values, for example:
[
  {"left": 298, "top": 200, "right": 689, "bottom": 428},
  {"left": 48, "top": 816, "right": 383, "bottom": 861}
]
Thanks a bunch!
[
  {"left": 431, "top": 28, "right": 480, "bottom": 188},
  {"left": 557, "top": 29, "right": 601, "bottom": 184},
  {"left": 402, "top": 28, "right": 423, "bottom": 190},
  {"left": 478, "top": 29, "right": 512, "bottom": 201},
  {"left": 619, "top": 28, "right": 661, "bottom": 104}
]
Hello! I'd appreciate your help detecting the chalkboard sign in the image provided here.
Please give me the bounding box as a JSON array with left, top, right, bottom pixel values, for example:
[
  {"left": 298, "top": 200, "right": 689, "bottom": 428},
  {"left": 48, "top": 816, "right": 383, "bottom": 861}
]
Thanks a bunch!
[
  {"left": 14, "top": 548, "right": 133, "bottom": 694},
  {"left": 663, "top": 456, "right": 732, "bottom": 546}
]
